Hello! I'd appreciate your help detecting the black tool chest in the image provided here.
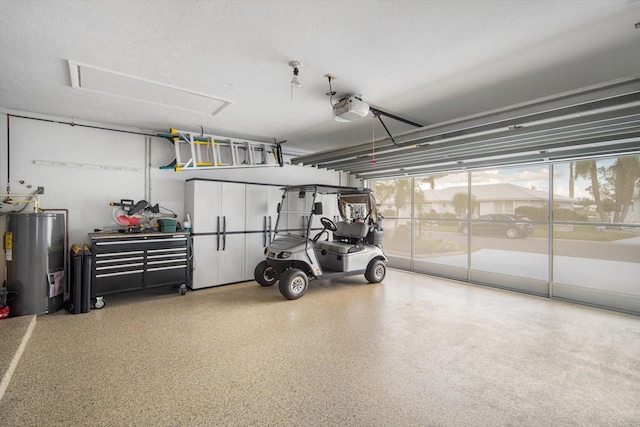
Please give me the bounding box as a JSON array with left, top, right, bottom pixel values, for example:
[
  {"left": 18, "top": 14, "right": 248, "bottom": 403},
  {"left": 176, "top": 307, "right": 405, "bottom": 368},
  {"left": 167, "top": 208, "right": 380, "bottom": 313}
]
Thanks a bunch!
[{"left": 89, "top": 232, "right": 190, "bottom": 307}]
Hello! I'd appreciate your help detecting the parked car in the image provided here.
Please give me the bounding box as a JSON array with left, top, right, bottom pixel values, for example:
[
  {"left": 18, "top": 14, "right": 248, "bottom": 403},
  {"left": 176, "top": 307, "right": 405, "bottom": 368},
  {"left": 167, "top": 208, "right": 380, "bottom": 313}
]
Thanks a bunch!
[{"left": 459, "top": 214, "right": 534, "bottom": 239}]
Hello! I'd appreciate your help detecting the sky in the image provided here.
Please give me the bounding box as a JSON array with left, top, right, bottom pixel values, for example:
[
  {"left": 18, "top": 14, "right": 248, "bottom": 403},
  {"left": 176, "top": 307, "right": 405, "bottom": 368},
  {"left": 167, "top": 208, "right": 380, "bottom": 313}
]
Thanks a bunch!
[
  {"left": 376, "top": 156, "right": 639, "bottom": 202},
  {"left": 416, "top": 160, "right": 620, "bottom": 201}
]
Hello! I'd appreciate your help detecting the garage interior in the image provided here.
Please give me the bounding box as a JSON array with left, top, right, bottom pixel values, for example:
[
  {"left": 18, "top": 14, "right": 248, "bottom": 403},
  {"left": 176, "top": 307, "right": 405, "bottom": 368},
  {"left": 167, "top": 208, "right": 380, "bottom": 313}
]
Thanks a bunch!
[{"left": 0, "top": 1, "right": 639, "bottom": 425}]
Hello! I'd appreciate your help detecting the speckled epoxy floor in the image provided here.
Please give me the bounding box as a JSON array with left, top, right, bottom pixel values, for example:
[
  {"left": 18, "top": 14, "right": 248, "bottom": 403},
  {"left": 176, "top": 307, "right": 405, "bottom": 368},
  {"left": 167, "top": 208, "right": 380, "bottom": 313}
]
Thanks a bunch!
[
  {"left": 1, "top": 269, "right": 639, "bottom": 426},
  {"left": 0, "top": 314, "right": 33, "bottom": 374}
]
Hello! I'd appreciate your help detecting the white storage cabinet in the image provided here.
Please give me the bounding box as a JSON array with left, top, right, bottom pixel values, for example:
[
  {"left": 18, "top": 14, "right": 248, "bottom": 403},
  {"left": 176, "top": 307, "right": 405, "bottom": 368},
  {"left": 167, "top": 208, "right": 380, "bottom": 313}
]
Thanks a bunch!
[
  {"left": 186, "top": 180, "right": 245, "bottom": 289},
  {"left": 186, "top": 179, "right": 282, "bottom": 289}
]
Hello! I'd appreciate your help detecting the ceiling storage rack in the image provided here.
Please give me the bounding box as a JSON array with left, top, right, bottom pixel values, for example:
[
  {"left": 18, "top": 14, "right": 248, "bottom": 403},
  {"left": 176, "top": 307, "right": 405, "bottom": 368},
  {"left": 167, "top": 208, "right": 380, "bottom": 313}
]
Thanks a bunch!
[
  {"left": 292, "top": 75, "right": 640, "bottom": 179},
  {"left": 158, "top": 128, "right": 283, "bottom": 171}
]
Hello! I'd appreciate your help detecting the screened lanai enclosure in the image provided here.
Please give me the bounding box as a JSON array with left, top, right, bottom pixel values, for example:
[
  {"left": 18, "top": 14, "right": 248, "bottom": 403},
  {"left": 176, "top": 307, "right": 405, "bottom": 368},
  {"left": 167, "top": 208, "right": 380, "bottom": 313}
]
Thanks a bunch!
[
  {"left": 293, "top": 76, "right": 640, "bottom": 315},
  {"left": 368, "top": 155, "right": 640, "bottom": 315}
]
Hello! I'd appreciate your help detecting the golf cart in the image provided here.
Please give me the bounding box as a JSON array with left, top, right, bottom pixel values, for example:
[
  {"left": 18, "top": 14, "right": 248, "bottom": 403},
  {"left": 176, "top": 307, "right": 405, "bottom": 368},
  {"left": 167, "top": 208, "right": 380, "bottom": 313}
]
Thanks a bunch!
[{"left": 254, "top": 185, "right": 387, "bottom": 300}]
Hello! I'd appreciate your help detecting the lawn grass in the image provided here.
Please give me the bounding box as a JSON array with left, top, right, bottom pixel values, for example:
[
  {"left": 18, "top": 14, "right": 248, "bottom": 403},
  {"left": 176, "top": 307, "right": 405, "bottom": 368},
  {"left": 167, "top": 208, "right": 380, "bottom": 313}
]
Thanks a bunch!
[
  {"left": 420, "top": 223, "right": 637, "bottom": 241},
  {"left": 531, "top": 225, "right": 637, "bottom": 241},
  {"left": 418, "top": 224, "right": 459, "bottom": 233},
  {"left": 398, "top": 222, "right": 637, "bottom": 242}
]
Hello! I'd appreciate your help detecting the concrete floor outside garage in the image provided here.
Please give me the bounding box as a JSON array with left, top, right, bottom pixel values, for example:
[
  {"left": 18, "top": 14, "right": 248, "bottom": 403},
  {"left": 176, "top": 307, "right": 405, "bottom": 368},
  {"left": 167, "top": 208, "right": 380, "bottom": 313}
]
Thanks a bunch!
[{"left": 0, "top": 269, "right": 638, "bottom": 426}]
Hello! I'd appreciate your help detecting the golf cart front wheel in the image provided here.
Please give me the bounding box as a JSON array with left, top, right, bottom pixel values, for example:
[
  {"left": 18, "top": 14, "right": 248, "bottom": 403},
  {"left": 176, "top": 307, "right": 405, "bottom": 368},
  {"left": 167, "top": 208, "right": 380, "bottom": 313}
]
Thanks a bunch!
[
  {"left": 365, "top": 259, "right": 386, "bottom": 283},
  {"left": 279, "top": 268, "right": 309, "bottom": 300},
  {"left": 255, "top": 261, "right": 278, "bottom": 286}
]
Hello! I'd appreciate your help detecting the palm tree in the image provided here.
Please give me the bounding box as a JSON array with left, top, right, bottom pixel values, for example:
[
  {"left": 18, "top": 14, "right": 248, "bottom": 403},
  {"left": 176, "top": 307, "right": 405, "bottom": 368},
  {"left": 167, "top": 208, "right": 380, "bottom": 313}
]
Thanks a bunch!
[
  {"left": 393, "top": 179, "right": 411, "bottom": 218},
  {"left": 569, "top": 162, "right": 575, "bottom": 199},
  {"left": 414, "top": 185, "right": 426, "bottom": 236},
  {"left": 372, "top": 179, "right": 412, "bottom": 232},
  {"left": 452, "top": 192, "right": 477, "bottom": 218},
  {"left": 575, "top": 160, "right": 606, "bottom": 222},
  {"left": 420, "top": 174, "right": 445, "bottom": 190},
  {"left": 610, "top": 156, "right": 640, "bottom": 223},
  {"left": 372, "top": 180, "right": 397, "bottom": 216}
]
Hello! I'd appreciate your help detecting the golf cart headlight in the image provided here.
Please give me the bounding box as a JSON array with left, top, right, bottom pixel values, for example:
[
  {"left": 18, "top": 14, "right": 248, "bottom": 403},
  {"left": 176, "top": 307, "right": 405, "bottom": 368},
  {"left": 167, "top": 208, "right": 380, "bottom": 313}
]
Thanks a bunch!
[{"left": 278, "top": 251, "right": 292, "bottom": 259}]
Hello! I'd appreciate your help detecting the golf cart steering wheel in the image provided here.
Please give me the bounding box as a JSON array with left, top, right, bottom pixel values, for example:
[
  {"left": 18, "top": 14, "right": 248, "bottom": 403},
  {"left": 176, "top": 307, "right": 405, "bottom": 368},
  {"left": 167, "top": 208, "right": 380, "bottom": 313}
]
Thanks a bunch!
[
  {"left": 313, "top": 217, "right": 338, "bottom": 243},
  {"left": 320, "top": 217, "right": 337, "bottom": 232}
]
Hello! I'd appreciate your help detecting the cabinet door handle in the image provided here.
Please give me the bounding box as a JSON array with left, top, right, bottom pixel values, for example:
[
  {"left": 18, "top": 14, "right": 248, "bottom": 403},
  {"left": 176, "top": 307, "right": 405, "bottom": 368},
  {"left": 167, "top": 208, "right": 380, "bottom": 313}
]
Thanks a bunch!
[
  {"left": 223, "top": 216, "right": 226, "bottom": 251},
  {"left": 263, "top": 216, "right": 267, "bottom": 247},
  {"left": 217, "top": 216, "right": 220, "bottom": 251}
]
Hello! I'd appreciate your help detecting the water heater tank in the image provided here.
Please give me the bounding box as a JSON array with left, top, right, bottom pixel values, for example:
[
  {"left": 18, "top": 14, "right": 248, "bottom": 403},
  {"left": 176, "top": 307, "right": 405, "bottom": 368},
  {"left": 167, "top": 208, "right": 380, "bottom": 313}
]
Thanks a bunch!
[{"left": 6, "top": 213, "right": 65, "bottom": 316}]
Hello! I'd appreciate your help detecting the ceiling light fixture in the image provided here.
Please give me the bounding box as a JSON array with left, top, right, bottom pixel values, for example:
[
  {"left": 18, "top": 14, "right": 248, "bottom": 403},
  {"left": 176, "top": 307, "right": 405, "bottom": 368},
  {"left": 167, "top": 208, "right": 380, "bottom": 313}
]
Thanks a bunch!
[{"left": 289, "top": 61, "right": 302, "bottom": 88}]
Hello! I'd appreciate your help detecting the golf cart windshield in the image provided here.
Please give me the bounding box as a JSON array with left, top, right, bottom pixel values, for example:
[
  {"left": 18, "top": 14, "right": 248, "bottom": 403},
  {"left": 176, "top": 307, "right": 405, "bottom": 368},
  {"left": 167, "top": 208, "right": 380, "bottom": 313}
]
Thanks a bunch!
[{"left": 274, "top": 187, "right": 316, "bottom": 237}]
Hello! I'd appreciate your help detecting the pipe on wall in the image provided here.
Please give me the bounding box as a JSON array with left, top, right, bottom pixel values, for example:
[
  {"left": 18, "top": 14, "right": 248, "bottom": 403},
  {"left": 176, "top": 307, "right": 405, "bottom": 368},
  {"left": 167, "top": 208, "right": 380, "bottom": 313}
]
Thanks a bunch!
[
  {"left": 6, "top": 115, "right": 10, "bottom": 195},
  {"left": 145, "top": 136, "right": 151, "bottom": 201}
]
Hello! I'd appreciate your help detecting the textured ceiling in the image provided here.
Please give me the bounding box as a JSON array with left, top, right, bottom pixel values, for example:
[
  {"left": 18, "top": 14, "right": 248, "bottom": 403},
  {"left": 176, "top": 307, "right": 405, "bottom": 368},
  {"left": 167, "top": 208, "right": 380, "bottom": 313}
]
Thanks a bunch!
[{"left": 1, "top": 0, "right": 639, "bottom": 155}]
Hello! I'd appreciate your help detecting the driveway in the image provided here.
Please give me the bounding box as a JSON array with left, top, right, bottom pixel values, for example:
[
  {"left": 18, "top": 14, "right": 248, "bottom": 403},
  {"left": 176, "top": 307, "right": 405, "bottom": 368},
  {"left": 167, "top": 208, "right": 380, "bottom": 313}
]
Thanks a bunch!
[{"left": 414, "top": 248, "right": 639, "bottom": 297}]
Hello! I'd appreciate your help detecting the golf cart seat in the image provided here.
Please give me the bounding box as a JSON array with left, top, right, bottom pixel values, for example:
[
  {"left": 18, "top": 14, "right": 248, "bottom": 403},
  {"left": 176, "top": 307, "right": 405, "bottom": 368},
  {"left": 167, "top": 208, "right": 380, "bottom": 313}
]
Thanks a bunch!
[{"left": 316, "top": 221, "right": 368, "bottom": 254}]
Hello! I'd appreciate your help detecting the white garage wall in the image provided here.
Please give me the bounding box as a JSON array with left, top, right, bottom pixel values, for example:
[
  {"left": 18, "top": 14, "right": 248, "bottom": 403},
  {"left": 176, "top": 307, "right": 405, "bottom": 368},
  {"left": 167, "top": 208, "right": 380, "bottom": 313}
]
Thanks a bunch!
[
  {"left": 0, "top": 114, "right": 148, "bottom": 244},
  {"left": 0, "top": 111, "right": 347, "bottom": 280},
  {"left": 147, "top": 133, "right": 349, "bottom": 225}
]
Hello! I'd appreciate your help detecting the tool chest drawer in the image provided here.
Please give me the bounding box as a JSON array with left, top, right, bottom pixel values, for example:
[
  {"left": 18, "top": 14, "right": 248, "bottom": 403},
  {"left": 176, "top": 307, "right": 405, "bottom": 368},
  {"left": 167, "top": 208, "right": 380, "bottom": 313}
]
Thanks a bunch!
[
  {"left": 145, "top": 247, "right": 189, "bottom": 286},
  {"left": 90, "top": 232, "right": 191, "bottom": 304},
  {"left": 94, "top": 250, "right": 145, "bottom": 294}
]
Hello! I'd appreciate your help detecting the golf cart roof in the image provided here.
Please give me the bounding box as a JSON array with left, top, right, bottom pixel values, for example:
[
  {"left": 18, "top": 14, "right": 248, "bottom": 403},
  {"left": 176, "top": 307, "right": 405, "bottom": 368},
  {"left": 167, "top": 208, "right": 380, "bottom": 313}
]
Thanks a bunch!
[
  {"left": 281, "top": 185, "right": 379, "bottom": 223},
  {"left": 280, "top": 184, "right": 373, "bottom": 196}
]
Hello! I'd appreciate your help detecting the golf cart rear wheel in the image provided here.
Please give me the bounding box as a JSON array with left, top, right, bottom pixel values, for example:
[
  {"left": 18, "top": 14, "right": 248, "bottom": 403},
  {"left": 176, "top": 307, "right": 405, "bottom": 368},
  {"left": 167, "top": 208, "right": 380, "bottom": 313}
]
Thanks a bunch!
[
  {"left": 365, "top": 259, "right": 386, "bottom": 283},
  {"left": 279, "top": 268, "right": 308, "bottom": 300},
  {"left": 254, "top": 261, "right": 278, "bottom": 287}
]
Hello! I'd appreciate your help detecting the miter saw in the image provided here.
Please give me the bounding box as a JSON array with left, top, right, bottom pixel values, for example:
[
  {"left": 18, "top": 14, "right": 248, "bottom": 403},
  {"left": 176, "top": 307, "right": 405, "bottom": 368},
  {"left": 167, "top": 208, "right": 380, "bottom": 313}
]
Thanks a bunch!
[{"left": 109, "top": 199, "right": 170, "bottom": 229}]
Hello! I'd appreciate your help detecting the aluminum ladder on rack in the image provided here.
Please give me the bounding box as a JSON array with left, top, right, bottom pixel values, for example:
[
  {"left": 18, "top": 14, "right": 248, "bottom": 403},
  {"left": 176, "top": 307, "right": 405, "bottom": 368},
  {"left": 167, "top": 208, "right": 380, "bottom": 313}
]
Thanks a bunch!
[{"left": 158, "top": 128, "right": 284, "bottom": 171}]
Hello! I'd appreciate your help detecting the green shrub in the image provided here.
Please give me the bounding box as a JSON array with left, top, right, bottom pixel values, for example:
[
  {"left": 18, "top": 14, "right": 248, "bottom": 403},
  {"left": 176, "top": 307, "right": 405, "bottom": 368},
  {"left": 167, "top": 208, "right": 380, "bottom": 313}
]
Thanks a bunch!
[
  {"left": 573, "top": 212, "right": 588, "bottom": 221},
  {"left": 515, "top": 205, "right": 546, "bottom": 221},
  {"left": 553, "top": 208, "right": 588, "bottom": 221},
  {"left": 515, "top": 205, "right": 588, "bottom": 222}
]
